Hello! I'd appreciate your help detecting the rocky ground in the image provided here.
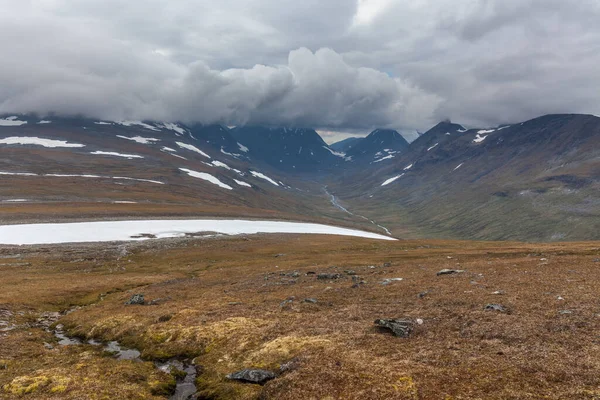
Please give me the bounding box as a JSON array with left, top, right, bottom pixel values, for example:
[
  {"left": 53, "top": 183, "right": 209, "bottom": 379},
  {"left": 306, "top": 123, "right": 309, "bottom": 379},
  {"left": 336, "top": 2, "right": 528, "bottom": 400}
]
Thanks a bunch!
[{"left": 2, "top": 235, "right": 600, "bottom": 399}]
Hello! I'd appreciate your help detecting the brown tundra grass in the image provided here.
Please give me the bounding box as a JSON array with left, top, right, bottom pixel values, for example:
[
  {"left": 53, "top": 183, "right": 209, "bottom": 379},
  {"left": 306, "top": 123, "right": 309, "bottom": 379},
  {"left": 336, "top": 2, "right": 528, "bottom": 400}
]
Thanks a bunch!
[{"left": 1, "top": 235, "right": 600, "bottom": 399}]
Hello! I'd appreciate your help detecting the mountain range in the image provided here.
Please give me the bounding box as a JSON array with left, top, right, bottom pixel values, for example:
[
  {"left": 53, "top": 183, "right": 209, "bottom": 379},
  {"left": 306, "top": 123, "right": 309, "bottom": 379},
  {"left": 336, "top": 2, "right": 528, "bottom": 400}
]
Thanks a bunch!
[{"left": 1, "top": 113, "right": 598, "bottom": 241}]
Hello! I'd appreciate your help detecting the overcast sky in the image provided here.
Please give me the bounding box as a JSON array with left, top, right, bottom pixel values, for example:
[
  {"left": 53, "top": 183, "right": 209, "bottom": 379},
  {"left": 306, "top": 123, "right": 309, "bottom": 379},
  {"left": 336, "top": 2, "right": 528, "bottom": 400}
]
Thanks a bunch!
[{"left": 2, "top": 0, "right": 599, "bottom": 142}]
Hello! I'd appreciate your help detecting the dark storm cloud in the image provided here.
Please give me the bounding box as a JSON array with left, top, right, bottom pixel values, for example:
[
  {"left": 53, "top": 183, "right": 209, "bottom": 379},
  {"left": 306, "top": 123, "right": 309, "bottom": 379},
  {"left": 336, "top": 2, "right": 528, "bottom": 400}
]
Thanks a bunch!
[{"left": 0, "top": 0, "right": 599, "bottom": 135}]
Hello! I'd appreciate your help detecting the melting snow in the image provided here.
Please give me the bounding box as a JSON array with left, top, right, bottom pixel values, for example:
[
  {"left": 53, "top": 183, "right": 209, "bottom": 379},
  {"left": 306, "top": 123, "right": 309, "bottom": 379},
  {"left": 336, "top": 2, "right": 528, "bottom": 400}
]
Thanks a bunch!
[
  {"left": 403, "top": 164, "right": 413, "bottom": 170},
  {"left": 90, "top": 151, "right": 144, "bottom": 159},
  {"left": 427, "top": 143, "right": 439, "bottom": 151},
  {"left": 0, "top": 219, "right": 395, "bottom": 245},
  {"left": 0, "top": 117, "right": 27, "bottom": 126},
  {"left": 116, "top": 135, "right": 160, "bottom": 144},
  {"left": 0, "top": 137, "right": 85, "bottom": 148},
  {"left": 250, "top": 171, "right": 280, "bottom": 186},
  {"left": 381, "top": 174, "right": 405, "bottom": 186},
  {"left": 238, "top": 143, "right": 249, "bottom": 152},
  {"left": 234, "top": 179, "right": 252, "bottom": 187},
  {"left": 179, "top": 168, "right": 233, "bottom": 190},
  {"left": 176, "top": 142, "right": 210, "bottom": 158}
]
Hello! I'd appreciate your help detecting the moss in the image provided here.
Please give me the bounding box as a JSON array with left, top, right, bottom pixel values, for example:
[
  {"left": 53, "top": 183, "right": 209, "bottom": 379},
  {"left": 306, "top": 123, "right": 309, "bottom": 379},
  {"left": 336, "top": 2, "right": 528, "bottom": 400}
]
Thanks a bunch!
[
  {"left": 3, "top": 375, "right": 51, "bottom": 395},
  {"left": 149, "top": 378, "right": 176, "bottom": 396}
]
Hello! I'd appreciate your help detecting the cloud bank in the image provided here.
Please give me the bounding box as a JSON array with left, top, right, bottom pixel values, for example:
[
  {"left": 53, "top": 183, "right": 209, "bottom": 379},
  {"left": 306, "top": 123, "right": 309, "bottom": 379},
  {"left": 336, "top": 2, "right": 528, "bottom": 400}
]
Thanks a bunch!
[{"left": 1, "top": 0, "right": 599, "bottom": 133}]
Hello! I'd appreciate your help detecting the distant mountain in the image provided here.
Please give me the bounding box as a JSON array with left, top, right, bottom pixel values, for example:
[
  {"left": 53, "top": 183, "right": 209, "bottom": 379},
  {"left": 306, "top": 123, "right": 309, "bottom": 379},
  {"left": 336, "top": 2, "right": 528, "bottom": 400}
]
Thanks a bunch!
[
  {"left": 231, "top": 126, "right": 346, "bottom": 173},
  {"left": 188, "top": 124, "right": 249, "bottom": 158},
  {"left": 330, "top": 137, "right": 363, "bottom": 153},
  {"left": 344, "top": 129, "right": 409, "bottom": 163},
  {"left": 329, "top": 114, "right": 600, "bottom": 241}
]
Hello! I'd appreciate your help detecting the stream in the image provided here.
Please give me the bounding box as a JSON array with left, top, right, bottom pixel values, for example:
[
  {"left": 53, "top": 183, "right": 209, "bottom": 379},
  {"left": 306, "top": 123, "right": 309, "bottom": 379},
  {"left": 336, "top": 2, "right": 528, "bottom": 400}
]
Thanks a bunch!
[{"left": 52, "top": 323, "right": 198, "bottom": 399}]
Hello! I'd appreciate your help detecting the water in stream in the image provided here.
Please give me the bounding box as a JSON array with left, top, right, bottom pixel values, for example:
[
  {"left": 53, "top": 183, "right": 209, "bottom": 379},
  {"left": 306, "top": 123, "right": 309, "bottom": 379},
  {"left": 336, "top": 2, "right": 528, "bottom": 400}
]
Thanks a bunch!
[{"left": 52, "top": 326, "right": 198, "bottom": 399}]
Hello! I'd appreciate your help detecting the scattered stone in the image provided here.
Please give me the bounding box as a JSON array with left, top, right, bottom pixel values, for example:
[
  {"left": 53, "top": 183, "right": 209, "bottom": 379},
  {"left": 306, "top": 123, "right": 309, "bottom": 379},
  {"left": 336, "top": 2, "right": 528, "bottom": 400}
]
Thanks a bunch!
[
  {"left": 492, "top": 290, "right": 505, "bottom": 295},
  {"left": 381, "top": 278, "right": 403, "bottom": 285},
  {"left": 415, "top": 318, "right": 424, "bottom": 325},
  {"left": 383, "top": 262, "right": 392, "bottom": 268},
  {"left": 280, "top": 297, "right": 295, "bottom": 308},
  {"left": 484, "top": 304, "right": 506, "bottom": 312},
  {"left": 374, "top": 319, "right": 414, "bottom": 337},
  {"left": 559, "top": 310, "right": 573, "bottom": 315},
  {"left": 305, "top": 271, "right": 316, "bottom": 276},
  {"left": 228, "top": 302, "right": 243, "bottom": 306},
  {"left": 317, "top": 273, "right": 342, "bottom": 280},
  {"left": 557, "top": 296, "right": 565, "bottom": 301},
  {"left": 344, "top": 270, "right": 357, "bottom": 275},
  {"left": 274, "top": 254, "right": 286, "bottom": 258},
  {"left": 303, "top": 298, "right": 318, "bottom": 304},
  {"left": 417, "top": 291, "right": 429, "bottom": 299},
  {"left": 437, "top": 269, "right": 464, "bottom": 276},
  {"left": 226, "top": 369, "right": 277, "bottom": 385},
  {"left": 280, "top": 271, "right": 300, "bottom": 278},
  {"left": 43, "top": 342, "right": 54, "bottom": 350},
  {"left": 125, "top": 294, "right": 145, "bottom": 305},
  {"left": 593, "top": 258, "right": 600, "bottom": 263}
]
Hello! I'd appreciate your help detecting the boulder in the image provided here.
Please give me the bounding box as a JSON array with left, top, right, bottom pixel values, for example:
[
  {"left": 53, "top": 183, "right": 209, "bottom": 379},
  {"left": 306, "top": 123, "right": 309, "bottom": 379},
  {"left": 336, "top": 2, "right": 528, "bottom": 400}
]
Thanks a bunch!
[
  {"left": 437, "top": 269, "right": 464, "bottom": 276},
  {"left": 226, "top": 369, "right": 276, "bottom": 385},
  {"left": 374, "top": 319, "right": 413, "bottom": 337},
  {"left": 484, "top": 303, "right": 506, "bottom": 312},
  {"left": 125, "top": 294, "right": 145, "bottom": 305}
]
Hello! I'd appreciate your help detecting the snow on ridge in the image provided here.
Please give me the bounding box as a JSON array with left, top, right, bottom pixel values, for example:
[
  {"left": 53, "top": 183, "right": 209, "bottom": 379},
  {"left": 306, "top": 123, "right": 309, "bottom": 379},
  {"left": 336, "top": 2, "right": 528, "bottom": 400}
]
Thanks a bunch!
[
  {"left": 179, "top": 168, "right": 233, "bottom": 190},
  {"left": 0, "top": 219, "right": 396, "bottom": 245},
  {"left": 0, "top": 116, "right": 27, "bottom": 126},
  {"left": 381, "top": 173, "right": 405, "bottom": 186},
  {"left": 117, "top": 121, "right": 161, "bottom": 131},
  {"left": 237, "top": 143, "right": 249, "bottom": 152},
  {"left": 403, "top": 163, "right": 413, "bottom": 171},
  {"left": 90, "top": 151, "right": 144, "bottom": 159},
  {"left": 250, "top": 171, "right": 280, "bottom": 186},
  {"left": 323, "top": 146, "right": 347, "bottom": 159},
  {"left": 176, "top": 142, "right": 211, "bottom": 158},
  {"left": 234, "top": 179, "right": 252, "bottom": 187},
  {"left": 159, "top": 122, "right": 188, "bottom": 136},
  {"left": 477, "top": 129, "right": 495, "bottom": 134},
  {"left": 0, "top": 137, "right": 85, "bottom": 148},
  {"left": 116, "top": 135, "right": 160, "bottom": 144}
]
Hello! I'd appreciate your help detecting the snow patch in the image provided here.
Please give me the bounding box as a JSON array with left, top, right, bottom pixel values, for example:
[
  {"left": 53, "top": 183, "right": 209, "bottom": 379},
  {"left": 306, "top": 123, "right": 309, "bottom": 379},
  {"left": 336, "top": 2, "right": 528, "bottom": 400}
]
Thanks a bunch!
[
  {"left": 250, "top": 171, "right": 280, "bottom": 186},
  {"left": 0, "top": 117, "right": 27, "bottom": 126},
  {"left": 237, "top": 142, "right": 249, "bottom": 152},
  {"left": 159, "top": 123, "right": 188, "bottom": 136},
  {"left": 381, "top": 174, "right": 405, "bottom": 186},
  {"left": 117, "top": 121, "right": 161, "bottom": 131},
  {"left": 427, "top": 143, "right": 439, "bottom": 151},
  {"left": 176, "top": 142, "right": 211, "bottom": 158},
  {"left": 453, "top": 163, "right": 464, "bottom": 171},
  {"left": 234, "top": 179, "right": 252, "bottom": 187},
  {"left": 37, "top": 120, "right": 52, "bottom": 124},
  {"left": 90, "top": 151, "right": 144, "bottom": 159},
  {"left": 0, "top": 219, "right": 396, "bottom": 245},
  {"left": 0, "top": 171, "right": 163, "bottom": 184},
  {"left": 116, "top": 135, "right": 160, "bottom": 144},
  {"left": 94, "top": 121, "right": 112, "bottom": 125},
  {"left": 403, "top": 164, "right": 413, "bottom": 170},
  {"left": 0, "top": 137, "right": 85, "bottom": 148},
  {"left": 373, "top": 155, "right": 394, "bottom": 163},
  {"left": 179, "top": 168, "right": 233, "bottom": 190}
]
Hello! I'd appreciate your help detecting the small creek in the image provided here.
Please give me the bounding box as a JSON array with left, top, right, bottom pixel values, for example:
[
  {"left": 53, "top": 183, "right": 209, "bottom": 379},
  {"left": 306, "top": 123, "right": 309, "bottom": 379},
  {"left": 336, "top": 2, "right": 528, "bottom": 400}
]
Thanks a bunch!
[{"left": 52, "top": 324, "right": 198, "bottom": 399}]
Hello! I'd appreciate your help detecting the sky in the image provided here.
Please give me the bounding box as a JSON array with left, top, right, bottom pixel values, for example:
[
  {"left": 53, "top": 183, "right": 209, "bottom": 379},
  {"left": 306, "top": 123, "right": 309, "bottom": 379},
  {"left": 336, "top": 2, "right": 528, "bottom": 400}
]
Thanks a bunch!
[{"left": 1, "top": 0, "right": 600, "bottom": 142}]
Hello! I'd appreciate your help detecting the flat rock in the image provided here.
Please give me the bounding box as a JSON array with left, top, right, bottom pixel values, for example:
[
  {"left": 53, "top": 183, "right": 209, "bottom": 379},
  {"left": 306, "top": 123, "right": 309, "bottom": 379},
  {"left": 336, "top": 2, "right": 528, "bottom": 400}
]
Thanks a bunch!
[
  {"left": 437, "top": 269, "right": 464, "bottom": 276},
  {"left": 226, "top": 369, "right": 276, "bottom": 385},
  {"left": 374, "top": 319, "right": 413, "bottom": 337}
]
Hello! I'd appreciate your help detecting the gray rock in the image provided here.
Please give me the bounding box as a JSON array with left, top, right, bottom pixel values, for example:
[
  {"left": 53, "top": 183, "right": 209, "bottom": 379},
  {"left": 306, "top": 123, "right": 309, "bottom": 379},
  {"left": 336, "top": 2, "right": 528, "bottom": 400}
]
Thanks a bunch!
[
  {"left": 344, "top": 270, "right": 357, "bottom": 275},
  {"left": 303, "top": 298, "right": 318, "bottom": 304},
  {"left": 317, "top": 273, "right": 342, "bottom": 280},
  {"left": 383, "top": 262, "right": 392, "bottom": 268},
  {"left": 125, "top": 294, "right": 145, "bottom": 305},
  {"left": 417, "top": 291, "right": 429, "bottom": 299},
  {"left": 374, "top": 319, "right": 413, "bottom": 337},
  {"left": 437, "top": 269, "right": 464, "bottom": 276},
  {"left": 226, "top": 369, "right": 276, "bottom": 385},
  {"left": 43, "top": 342, "right": 54, "bottom": 350},
  {"left": 484, "top": 303, "right": 506, "bottom": 312},
  {"left": 380, "top": 278, "right": 403, "bottom": 285}
]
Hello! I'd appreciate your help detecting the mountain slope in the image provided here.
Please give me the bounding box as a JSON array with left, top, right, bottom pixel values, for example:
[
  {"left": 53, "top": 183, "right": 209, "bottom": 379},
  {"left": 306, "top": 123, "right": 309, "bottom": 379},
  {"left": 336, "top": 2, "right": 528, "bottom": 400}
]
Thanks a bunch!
[
  {"left": 329, "top": 114, "right": 600, "bottom": 241},
  {"left": 330, "top": 137, "right": 363, "bottom": 153},
  {"left": 231, "top": 126, "right": 346, "bottom": 173}
]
